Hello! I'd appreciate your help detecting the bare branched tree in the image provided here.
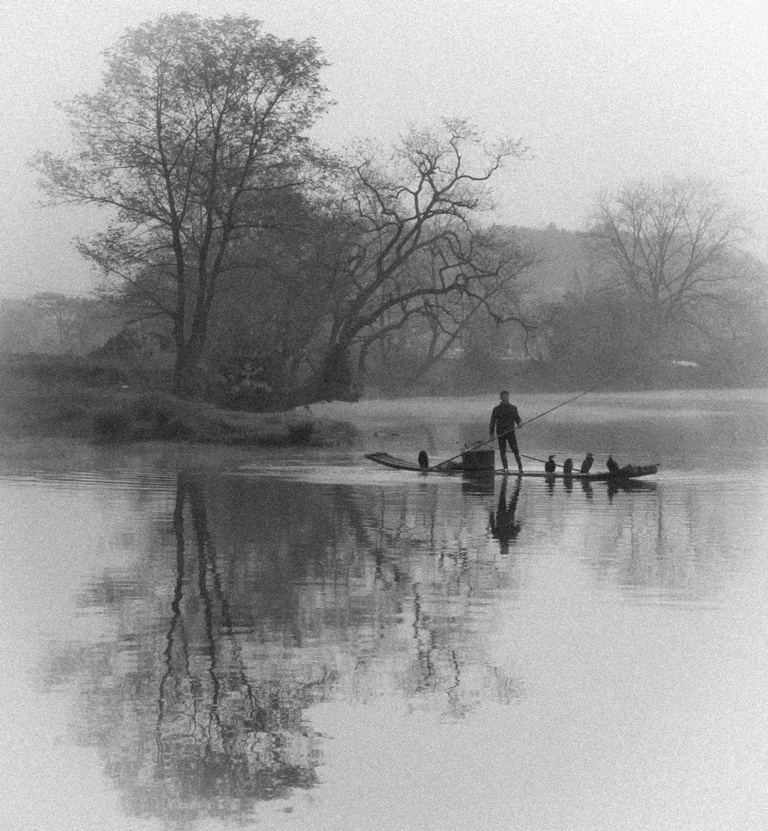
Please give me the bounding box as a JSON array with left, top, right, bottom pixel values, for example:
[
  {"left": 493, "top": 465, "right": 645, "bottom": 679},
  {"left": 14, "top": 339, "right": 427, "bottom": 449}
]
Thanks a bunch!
[
  {"left": 590, "top": 177, "right": 750, "bottom": 337},
  {"left": 311, "top": 119, "right": 536, "bottom": 399}
]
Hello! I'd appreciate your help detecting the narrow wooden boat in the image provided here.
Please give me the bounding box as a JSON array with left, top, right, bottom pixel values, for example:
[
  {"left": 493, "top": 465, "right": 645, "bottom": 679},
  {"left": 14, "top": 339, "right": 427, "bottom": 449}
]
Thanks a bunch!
[{"left": 365, "top": 452, "right": 658, "bottom": 481}]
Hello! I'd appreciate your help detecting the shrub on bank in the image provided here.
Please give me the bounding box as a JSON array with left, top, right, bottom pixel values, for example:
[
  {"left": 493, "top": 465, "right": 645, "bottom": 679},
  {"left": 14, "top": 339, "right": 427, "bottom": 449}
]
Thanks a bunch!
[
  {"left": 0, "top": 354, "right": 356, "bottom": 446},
  {"left": 91, "top": 393, "right": 355, "bottom": 446}
]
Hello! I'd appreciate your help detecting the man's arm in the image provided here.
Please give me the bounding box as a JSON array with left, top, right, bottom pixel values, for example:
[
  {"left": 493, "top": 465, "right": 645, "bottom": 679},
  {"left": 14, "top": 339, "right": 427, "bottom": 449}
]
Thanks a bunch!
[
  {"left": 489, "top": 407, "right": 497, "bottom": 436},
  {"left": 515, "top": 407, "right": 522, "bottom": 427}
]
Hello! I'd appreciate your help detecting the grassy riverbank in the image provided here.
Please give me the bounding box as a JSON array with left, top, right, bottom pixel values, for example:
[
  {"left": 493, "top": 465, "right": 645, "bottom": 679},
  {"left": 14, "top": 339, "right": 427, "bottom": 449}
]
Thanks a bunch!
[{"left": 0, "top": 354, "right": 356, "bottom": 447}]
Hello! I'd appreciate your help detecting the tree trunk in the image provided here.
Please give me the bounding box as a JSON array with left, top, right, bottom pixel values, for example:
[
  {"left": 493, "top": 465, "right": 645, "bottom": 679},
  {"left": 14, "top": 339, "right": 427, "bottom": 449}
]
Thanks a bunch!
[
  {"left": 172, "top": 338, "right": 205, "bottom": 397},
  {"left": 316, "top": 344, "right": 360, "bottom": 402}
]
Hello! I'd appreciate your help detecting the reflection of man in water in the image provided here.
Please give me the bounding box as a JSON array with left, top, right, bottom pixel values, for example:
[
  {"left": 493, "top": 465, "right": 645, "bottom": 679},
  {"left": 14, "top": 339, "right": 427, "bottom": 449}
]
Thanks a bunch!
[
  {"left": 489, "top": 390, "right": 523, "bottom": 473},
  {"left": 489, "top": 478, "right": 522, "bottom": 552}
]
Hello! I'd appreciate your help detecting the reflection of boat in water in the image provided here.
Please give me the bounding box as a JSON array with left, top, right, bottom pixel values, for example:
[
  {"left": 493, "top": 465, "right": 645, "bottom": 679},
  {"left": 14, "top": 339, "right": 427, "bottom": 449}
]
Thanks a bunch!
[
  {"left": 365, "top": 452, "right": 659, "bottom": 482},
  {"left": 607, "top": 477, "right": 657, "bottom": 494}
]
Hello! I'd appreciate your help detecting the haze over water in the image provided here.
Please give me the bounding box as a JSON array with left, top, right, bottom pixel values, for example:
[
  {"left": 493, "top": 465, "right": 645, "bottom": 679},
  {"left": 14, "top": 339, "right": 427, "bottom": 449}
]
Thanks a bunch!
[{"left": 1, "top": 389, "right": 767, "bottom": 830}]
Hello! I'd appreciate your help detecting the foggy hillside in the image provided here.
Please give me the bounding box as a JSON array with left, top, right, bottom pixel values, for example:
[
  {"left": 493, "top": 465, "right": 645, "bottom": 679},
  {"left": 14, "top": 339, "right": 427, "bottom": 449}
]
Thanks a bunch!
[{"left": 492, "top": 225, "right": 593, "bottom": 301}]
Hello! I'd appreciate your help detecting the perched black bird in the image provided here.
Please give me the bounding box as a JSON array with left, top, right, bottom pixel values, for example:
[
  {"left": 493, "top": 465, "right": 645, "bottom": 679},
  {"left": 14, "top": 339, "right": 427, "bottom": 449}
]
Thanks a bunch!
[
  {"left": 418, "top": 450, "right": 429, "bottom": 469},
  {"left": 606, "top": 455, "right": 620, "bottom": 474},
  {"left": 563, "top": 458, "right": 573, "bottom": 476},
  {"left": 544, "top": 455, "right": 556, "bottom": 473},
  {"left": 580, "top": 453, "right": 594, "bottom": 474}
]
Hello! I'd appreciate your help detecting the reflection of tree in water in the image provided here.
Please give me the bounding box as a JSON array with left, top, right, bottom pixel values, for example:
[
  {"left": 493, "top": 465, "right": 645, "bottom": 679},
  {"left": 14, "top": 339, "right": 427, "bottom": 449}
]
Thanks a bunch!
[
  {"left": 50, "top": 474, "right": 324, "bottom": 824},
  {"left": 50, "top": 473, "right": 523, "bottom": 822},
  {"left": 209, "top": 476, "right": 523, "bottom": 712},
  {"left": 152, "top": 477, "right": 320, "bottom": 812}
]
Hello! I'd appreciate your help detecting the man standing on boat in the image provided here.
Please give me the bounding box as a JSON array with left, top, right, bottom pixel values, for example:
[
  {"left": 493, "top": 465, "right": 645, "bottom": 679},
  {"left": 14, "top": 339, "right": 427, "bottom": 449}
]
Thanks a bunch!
[{"left": 489, "top": 390, "right": 523, "bottom": 474}]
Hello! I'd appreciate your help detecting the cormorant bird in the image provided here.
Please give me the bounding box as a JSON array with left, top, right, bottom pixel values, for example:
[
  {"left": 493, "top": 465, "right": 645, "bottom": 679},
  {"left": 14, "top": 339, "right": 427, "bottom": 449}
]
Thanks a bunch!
[
  {"left": 544, "top": 455, "right": 556, "bottom": 473},
  {"left": 580, "top": 453, "right": 594, "bottom": 474},
  {"left": 606, "top": 455, "right": 620, "bottom": 474},
  {"left": 563, "top": 458, "right": 573, "bottom": 476},
  {"left": 418, "top": 450, "right": 429, "bottom": 469}
]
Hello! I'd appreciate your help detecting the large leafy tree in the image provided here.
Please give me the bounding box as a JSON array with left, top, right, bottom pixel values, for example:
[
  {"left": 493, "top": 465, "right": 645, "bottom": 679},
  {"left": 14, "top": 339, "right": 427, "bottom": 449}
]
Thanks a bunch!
[{"left": 35, "top": 13, "right": 328, "bottom": 394}]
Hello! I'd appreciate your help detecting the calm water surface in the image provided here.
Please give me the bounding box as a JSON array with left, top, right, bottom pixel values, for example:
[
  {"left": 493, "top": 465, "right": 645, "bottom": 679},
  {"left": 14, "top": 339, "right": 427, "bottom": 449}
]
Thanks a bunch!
[{"left": 2, "top": 390, "right": 768, "bottom": 831}]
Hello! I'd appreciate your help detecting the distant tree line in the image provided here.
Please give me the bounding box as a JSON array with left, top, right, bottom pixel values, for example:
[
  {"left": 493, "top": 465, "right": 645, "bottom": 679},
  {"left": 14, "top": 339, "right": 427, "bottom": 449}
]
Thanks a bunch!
[
  {"left": 0, "top": 293, "right": 120, "bottom": 355},
  {"left": 28, "top": 13, "right": 768, "bottom": 405},
  {"left": 539, "top": 178, "right": 768, "bottom": 389}
]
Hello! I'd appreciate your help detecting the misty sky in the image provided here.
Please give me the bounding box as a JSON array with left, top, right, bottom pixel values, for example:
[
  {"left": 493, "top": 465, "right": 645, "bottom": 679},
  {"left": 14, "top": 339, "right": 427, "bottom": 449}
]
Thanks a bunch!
[{"left": 2, "top": 0, "right": 767, "bottom": 298}]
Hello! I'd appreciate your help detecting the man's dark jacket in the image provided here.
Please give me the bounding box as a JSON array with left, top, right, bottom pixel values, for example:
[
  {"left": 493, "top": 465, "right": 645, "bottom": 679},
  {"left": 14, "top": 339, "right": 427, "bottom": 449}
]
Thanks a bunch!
[{"left": 490, "top": 402, "right": 521, "bottom": 436}]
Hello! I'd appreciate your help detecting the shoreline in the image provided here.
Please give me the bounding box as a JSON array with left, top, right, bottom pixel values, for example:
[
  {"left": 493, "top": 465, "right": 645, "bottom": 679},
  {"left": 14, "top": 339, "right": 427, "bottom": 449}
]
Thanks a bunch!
[
  {"left": 0, "top": 385, "right": 357, "bottom": 448},
  {"left": 0, "top": 354, "right": 356, "bottom": 448}
]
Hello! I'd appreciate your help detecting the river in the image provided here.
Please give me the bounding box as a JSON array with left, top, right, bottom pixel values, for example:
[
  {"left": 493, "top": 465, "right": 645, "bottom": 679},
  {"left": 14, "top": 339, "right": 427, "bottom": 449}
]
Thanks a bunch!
[{"left": 1, "top": 389, "right": 767, "bottom": 830}]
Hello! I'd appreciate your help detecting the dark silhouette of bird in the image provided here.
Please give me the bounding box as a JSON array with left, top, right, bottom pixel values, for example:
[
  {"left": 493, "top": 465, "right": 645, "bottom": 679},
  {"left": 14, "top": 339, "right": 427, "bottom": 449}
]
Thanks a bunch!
[
  {"left": 580, "top": 453, "right": 594, "bottom": 474},
  {"left": 606, "top": 455, "right": 620, "bottom": 474},
  {"left": 418, "top": 450, "right": 429, "bottom": 469},
  {"left": 563, "top": 458, "right": 573, "bottom": 476},
  {"left": 544, "top": 455, "right": 556, "bottom": 473}
]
